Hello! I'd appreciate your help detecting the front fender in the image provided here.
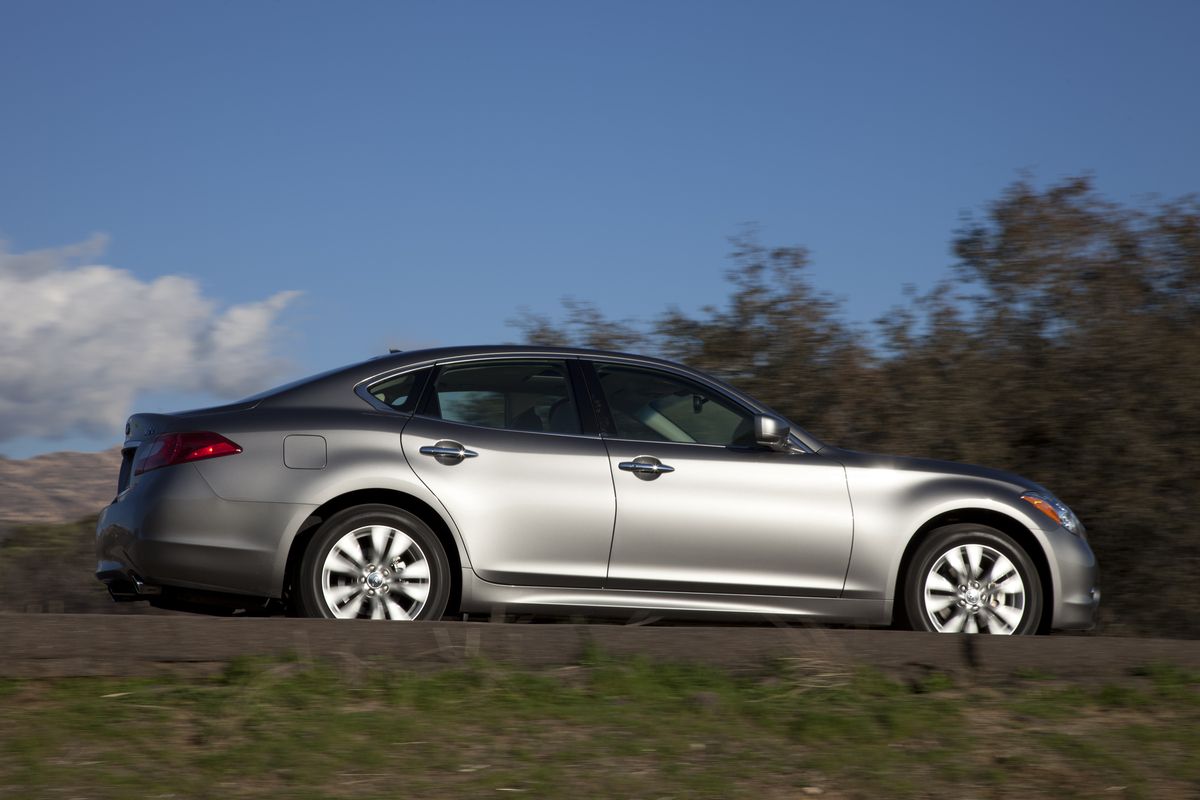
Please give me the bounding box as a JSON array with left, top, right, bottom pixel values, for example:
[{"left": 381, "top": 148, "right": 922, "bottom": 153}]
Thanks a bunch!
[{"left": 840, "top": 468, "right": 1059, "bottom": 607}]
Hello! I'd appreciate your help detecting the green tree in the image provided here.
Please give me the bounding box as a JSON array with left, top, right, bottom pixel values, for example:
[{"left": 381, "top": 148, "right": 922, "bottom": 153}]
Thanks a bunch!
[
  {"left": 932, "top": 177, "right": 1200, "bottom": 636},
  {"left": 513, "top": 177, "right": 1200, "bottom": 637}
]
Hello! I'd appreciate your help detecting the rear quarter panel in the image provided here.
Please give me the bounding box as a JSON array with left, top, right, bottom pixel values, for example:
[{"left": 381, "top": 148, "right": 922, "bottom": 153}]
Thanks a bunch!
[{"left": 185, "top": 407, "right": 470, "bottom": 594}]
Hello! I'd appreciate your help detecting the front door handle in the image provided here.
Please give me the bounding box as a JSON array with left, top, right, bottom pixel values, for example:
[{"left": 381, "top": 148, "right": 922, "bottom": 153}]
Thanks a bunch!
[
  {"left": 618, "top": 459, "right": 675, "bottom": 476},
  {"left": 419, "top": 441, "right": 479, "bottom": 464}
]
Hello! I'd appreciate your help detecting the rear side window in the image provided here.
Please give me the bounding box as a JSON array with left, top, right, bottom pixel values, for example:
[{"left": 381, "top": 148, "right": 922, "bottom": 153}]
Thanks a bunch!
[
  {"left": 368, "top": 369, "right": 428, "bottom": 412},
  {"left": 424, "top": 360, "right": 582, "bottom": 435}
]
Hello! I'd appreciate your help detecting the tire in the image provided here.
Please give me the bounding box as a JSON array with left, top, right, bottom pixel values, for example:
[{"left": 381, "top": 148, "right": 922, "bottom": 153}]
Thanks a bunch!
[
  {"left": 297, "top": 504, "right": 451, "bottom": 620},
  {"left": 904, "top": 524, "right": 1042, "bottom": 635}
]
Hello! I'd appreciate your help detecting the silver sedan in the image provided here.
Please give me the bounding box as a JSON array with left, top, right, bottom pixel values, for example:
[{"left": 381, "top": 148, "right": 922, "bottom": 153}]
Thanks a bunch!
[{"left": 96, "top": 345, "right": 1099, "bottom": 634}]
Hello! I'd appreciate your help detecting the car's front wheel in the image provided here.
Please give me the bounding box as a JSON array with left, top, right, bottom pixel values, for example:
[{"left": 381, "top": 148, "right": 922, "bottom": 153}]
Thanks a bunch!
[
  {"left": 904, "top": 524, "right": 1042, "bottom": 635},
  {"left": 297, "top": 504, "right": 451, "bottom": 620}
]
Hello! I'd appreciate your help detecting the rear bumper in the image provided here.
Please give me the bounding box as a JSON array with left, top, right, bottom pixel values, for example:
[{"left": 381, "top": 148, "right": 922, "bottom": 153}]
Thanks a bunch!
[{"left": 96, "top": 463, "right": 316, "bottom": 599}]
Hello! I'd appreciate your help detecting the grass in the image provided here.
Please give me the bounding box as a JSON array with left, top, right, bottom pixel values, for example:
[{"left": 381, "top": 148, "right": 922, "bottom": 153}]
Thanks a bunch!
[{"left": 0, "top": 655, "right": 1196, "bottom": 799}]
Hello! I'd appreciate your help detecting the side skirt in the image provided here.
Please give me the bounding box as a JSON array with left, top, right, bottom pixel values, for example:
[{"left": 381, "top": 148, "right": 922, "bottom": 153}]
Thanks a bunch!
[{"left": 459, "top": 569, "right": 889, "bottom": 624}]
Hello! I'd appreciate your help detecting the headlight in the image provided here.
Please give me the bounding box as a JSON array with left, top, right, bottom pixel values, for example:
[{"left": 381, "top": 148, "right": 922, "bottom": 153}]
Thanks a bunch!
[{"left": 1021, "top": 491, "right": 1083, "bottom": 536}]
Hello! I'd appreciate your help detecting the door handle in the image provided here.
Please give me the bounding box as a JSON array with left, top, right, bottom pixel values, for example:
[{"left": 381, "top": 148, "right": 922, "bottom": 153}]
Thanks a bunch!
[
  {"left": 419, "top": 442, "right": 479, "bottom": 462},
  {"left": 618, "top": 460, "right": 675, "bottom": 475}
]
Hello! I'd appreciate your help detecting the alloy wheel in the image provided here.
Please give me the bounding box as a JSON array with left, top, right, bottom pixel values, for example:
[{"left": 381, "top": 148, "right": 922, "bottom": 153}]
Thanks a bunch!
[
  {"left": 922, "top": 542, "right": 1027, "bottom": 634},
  {"left": 320, "top": 524, "right": 431, "bottom": 620}
]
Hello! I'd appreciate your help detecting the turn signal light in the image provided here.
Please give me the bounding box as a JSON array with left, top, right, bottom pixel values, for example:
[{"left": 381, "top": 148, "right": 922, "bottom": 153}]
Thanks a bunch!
[
  {"left": 1020, "top": 494, "right": 1062, "bottom": 525},
  {"left": 134, "top": 432, "right": 243, "bottom": 475}
]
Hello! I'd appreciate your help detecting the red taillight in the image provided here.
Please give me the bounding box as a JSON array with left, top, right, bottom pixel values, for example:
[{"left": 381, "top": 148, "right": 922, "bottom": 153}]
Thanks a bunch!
[{"left": 133, "top": 432, "right": 243, "bottom": 475}]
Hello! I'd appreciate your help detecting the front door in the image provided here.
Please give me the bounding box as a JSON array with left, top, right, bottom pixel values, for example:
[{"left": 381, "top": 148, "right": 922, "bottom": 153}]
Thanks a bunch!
[{"left": 593, "top": 362, "right": 854, "bottom": 596}]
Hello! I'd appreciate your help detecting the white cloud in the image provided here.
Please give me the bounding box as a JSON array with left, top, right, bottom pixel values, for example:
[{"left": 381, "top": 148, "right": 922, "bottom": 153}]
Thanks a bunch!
[{"left": 0, "top": 235, "right": 300, "bottom": 442}]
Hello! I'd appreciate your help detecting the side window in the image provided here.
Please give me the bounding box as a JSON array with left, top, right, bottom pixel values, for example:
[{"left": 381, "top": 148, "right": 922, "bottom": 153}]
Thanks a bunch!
[
  {"left": 426, "top": 360, "right": 582, "bottom": 435},
  {"left": 367, "top": 368, "right": 428, "bottom": 413},
  {"left": 594, "top": 364, "right": 755, "bottom": 446}
]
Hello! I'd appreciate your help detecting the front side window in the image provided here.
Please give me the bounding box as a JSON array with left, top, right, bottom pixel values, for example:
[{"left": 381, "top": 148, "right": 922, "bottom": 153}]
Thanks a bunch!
[
  {"left": 594, "top": 363, "right": 755, "bottom": 446},
  {"left": 425, "top": 360, "right": 582, "bottom": 435}
]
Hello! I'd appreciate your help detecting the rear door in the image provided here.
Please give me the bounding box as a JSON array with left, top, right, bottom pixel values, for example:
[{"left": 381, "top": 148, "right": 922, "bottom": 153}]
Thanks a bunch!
[{"left": 401, "top": 358, "right": 616, "bottom": 588}]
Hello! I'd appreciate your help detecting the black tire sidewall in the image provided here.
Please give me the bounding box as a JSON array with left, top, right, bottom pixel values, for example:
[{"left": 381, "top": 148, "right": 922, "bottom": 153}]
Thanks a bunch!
[
  {"left": 298, "top": 504, "right": 451, "bottom": 620},
  {"left": 904, "top": 524, "right": 1042, "bottom": 635}
]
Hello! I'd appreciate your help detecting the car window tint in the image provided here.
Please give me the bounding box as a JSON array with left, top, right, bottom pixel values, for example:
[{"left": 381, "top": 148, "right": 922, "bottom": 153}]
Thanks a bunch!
[
  {"left": 368, "top": 370, "right": 425, "bottom": 411},
  {"left": 595, "top": 364, "right": 755, "bottom": 446},
  {"left": 429, "top": 361, "right": 582, "bottom": 435}
]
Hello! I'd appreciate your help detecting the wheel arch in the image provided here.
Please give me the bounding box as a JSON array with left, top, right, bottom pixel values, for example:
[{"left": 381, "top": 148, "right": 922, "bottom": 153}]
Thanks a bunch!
[
  {"left": 891, "top": 508, "right": 1054, "bottom": 633},
  {"left": 281, "top": 489, "right": 465, "bottom": 617}
]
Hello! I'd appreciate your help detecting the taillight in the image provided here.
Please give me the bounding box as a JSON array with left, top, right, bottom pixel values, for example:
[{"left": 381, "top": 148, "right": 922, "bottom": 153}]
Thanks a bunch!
[{"left": 133, "top": 432, "right": 243, "bottom": 475}]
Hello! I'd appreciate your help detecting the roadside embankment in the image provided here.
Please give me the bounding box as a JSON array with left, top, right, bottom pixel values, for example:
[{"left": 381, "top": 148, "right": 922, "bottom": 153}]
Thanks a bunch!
[{"left": 3, "top": 614, "right": 1197, "bottom": 680}]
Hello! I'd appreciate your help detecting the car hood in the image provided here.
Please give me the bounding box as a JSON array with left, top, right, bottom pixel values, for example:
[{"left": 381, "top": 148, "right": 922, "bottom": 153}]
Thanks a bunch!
[{"left": 819, "top": 446, "right": 1048, "bottom": 494}]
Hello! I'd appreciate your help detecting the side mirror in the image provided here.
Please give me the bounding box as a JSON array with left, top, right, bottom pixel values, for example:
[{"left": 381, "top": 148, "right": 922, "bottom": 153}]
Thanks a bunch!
[{"left": 754, "top": 414, "right": 791, "bottom": 451}]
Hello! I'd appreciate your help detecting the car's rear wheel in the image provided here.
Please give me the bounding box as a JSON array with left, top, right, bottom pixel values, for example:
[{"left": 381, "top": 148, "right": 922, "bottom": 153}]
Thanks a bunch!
[
  {"left": 905, "top": 524, "right": 1042, "bottom": 635},
  {"left": 297, "top": 505, "right": 450, "bottom": 620}
]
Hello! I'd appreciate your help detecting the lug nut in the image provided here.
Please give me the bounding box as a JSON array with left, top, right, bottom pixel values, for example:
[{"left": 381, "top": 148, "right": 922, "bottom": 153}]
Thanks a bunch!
[
  {"left": 382, "top": 569, "right": 390, "bottom": 577},
  {"left": 381, "top": 585, "right": 390, "bottom": 593},
  {"left": 366, "top": 588, "right": 376, "bottom": 597},
  {"left": 367, "top": 565, "right": 377, "bottom": 573}
]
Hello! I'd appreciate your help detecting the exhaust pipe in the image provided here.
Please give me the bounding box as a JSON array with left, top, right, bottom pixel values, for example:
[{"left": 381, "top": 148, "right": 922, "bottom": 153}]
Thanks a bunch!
[{"left": 133, "top": 575, "right": 162, "bottom": 596}]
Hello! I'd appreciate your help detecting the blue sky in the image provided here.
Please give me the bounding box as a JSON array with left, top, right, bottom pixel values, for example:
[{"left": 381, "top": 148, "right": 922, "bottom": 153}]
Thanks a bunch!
[{"left": 2, "top": 1, "right": 1199, "bottom": 456}]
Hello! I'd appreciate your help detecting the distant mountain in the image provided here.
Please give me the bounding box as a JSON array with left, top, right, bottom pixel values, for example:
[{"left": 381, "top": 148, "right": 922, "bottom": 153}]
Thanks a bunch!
[{"left": 0, "top": 448, "right": 122, "bottom": 528}]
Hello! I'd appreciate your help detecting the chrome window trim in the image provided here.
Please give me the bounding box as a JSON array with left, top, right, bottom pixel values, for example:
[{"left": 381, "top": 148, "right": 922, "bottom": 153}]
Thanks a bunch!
[
  {"left": 354, "top": 351, "right": 585, "bottom": 397},
  {"left": 598, "top": 436, "right": 730, "bottom": 450},
  {"left": 407, "top": 413, "right": 604, "bottom": 441}
]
